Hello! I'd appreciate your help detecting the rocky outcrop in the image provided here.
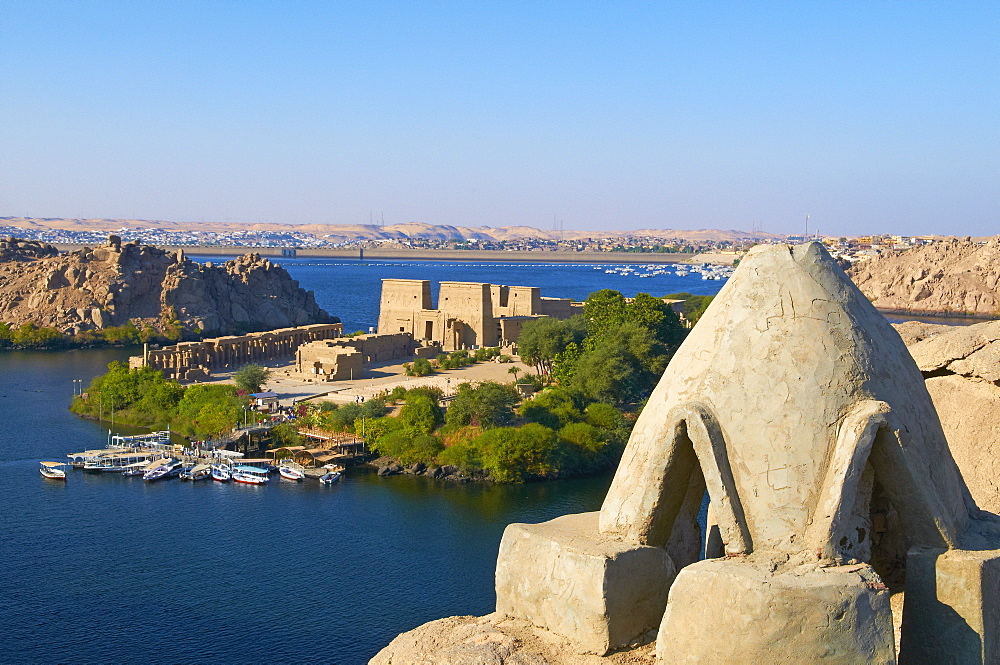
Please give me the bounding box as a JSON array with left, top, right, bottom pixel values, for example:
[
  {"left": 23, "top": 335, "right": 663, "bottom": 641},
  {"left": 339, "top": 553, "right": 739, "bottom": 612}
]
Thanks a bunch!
[
  {"left": 895, "top": 320, "right": 1000, "bottom": 514},
  {"left": 370, "top": 613, "right": 654, "bottom": 665},
  {"left": 0, "top": 237, "right": 59, "bottom": 262},
  {"left": 849, "top": 236, "right": 1000, "bottom": 317},
  {"left": 0, "top": 236, "right": 334, "bottom": 336}
]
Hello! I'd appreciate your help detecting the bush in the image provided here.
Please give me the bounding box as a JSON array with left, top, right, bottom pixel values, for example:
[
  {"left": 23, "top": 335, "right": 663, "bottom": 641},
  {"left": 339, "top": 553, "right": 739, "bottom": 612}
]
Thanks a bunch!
[
  {"left": 436, "top": 442, "right": 482, "bottom": 472},
  {"left": 477, "top": 423, "right": 558, "bottom": 483},
  {"left": 445, "top": 382, "right": 520, "bottom": 429},
  {"left": 400, "top": 393, "right": 443, "bottom": 434},
  {"left": 404, "top": 357, "right": 434, "bottom": 376},
  {"left": 374, "top": 428, "right": 444, "bottom": 465}
]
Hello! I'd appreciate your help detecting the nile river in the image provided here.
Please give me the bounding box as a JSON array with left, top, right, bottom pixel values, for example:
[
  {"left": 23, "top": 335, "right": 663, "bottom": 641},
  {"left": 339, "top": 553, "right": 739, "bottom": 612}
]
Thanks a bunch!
[{"left": 0, "top": 258, "right": 962, "bottom": 664}]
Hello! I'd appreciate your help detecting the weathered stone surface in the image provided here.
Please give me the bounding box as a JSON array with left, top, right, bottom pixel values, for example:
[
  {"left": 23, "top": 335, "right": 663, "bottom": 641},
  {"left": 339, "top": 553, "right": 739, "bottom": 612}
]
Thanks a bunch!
[
  {"left": 495, "top": 512, "right": 675, "bottom": 655},
  {"left": 0, "top": 237, "right": 58, "bottom": 262},
  {"left": 657, "top": 559, "right": 895, "bottom": 664},
  {"left": 890, "top": 320, "right": 1000, "bottom": 515},
  {"left": 922, "top": 376, "right": 1000, "bottom": 515},
  {"left": 0, "top": 236, "right": 334, "bottom": 336},
  {"left": 900, "top": 547, "right": 1000, "bottom": 664},
  {"left": 369, "top": 613, "right": 656, "bottom": 665},
  {"left": 849, "top": 236, "right": 1000, "bottom": 318},
  {"left": 906, "top": 319, "right": 1000, "bottom": 383},
  {"left": 602, "top": 242, "right": 973, "bottom": 560}
]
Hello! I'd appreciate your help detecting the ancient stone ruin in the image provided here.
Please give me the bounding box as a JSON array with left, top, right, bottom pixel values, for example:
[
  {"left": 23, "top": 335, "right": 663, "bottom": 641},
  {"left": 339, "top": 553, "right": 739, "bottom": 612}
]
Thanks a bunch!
[{"left": 375, "top": 243, "right": 1000, "bottom": 664}]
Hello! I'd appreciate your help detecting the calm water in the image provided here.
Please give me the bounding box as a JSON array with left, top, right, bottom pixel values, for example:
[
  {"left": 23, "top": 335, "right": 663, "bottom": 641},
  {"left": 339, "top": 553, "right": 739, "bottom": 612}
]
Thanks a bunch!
[
  {"left": 1, "top": 260, "right": 719, "bottom": 665},
  {"left": 0, "top": 258, "right": 975, "bottom": 664}
]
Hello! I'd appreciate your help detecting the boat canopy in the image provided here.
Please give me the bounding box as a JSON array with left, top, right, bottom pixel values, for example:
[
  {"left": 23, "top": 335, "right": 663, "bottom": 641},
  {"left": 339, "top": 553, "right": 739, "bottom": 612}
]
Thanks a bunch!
[
  {"left": 40, "top": 461, "right": 66, "bottom": 467},
  {"left": 233, "top": 465, "right": 268, "bottom": 473}
]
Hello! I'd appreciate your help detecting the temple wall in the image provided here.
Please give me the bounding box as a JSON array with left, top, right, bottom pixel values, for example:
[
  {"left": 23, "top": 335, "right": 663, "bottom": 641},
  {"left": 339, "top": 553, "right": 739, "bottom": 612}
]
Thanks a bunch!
[
  {"left": 129, "top": 322, "right": 343, "bottom": 381},
  {"left": 378, "top": 279, "right": 581, "bottom": 352},
  {"left": 293, "top": 332, "right": 434, "bottom": 382}
]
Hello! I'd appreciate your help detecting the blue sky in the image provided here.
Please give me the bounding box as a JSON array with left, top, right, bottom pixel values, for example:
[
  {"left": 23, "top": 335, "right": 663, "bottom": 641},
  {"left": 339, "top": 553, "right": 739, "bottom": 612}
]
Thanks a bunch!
[{"left": 1, "top": 2, "right": 996, "bottom": 236}]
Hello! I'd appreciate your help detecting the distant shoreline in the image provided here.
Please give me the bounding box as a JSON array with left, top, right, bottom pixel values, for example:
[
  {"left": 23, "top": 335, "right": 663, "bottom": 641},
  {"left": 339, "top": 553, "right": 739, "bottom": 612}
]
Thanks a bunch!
[{"left": 51, "top": 244, "right": 738, "bottom": 265}]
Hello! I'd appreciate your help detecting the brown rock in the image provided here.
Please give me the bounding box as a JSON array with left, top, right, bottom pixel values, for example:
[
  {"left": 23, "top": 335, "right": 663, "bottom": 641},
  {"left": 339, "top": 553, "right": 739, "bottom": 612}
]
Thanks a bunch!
[
  {"left": 849, "top": 237, "right": 1000, "bottom": 317},
  {"left": 0, "top": 236, "right": 335, "bottom": 336}
]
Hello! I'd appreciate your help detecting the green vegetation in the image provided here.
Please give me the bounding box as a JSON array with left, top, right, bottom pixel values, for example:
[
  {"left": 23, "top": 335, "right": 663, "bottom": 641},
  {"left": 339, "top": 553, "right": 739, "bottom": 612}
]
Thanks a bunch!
[
  {"left": 664, "top": 292, "right": 716, "bottom": 325},
  {"left": 403, "top": 347, "right": 502, "bottom": 376},
  {"left": 0, "top": 318, "right": 182, "bottom": 351},
  {"left": 403, "top": 357, "right": 434, "bottom": 376},
  {"left": 519, "top": 289, "right": 687, "bottom": 407},
  {"left": 70, "top": 360, "right": 260, "bottom": 439},
  {"left": 368, "top": 383, "right": 630, "bottom": 483},
  {"left": 233, "top": 364, "right": 271, "bottom": 393}
]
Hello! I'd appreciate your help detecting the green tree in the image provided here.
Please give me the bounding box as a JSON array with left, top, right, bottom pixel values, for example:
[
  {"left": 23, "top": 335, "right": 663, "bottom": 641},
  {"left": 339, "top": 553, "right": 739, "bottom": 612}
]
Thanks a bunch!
[
  {"left": 477, "top": 423, "right": 558, "bottom": 482},
  {"left": 233, "top": 364, "right": 271, "bottom": 393},
  {"left": 400, "top": 393, "right": 443, "bottom": 433},
  {"left": 445, "top": 382, "right": 520, "bottom": 429},
  {"left": 516, "top": 315, "right": 587, "bottom": 375}
]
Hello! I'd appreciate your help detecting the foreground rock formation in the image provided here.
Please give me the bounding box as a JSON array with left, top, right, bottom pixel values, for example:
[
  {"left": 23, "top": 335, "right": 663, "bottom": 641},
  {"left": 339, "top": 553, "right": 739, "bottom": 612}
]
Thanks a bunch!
[
  {"left": 849, "top": 236, "right": 1000, "bottom": 317},
  {"left": 0, "top": 236, "right": 333, "bottom": 336},
  {"left": 373, "top": 243, "right": 1000, "bottom": 664},
  {"left": 896, "top": 320, "right": 1000, "bottom": 515}
]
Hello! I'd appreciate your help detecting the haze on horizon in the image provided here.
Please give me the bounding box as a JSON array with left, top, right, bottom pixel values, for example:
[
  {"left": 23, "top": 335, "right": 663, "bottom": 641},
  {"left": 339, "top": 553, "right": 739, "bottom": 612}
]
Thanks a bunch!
[{"left": 1, "top": 2, "right": 996, "bottom": 238}]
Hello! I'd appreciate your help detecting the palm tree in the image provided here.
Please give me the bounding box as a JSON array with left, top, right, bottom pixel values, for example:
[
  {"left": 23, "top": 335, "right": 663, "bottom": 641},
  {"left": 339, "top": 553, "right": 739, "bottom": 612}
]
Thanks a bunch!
[{"left": 508, "top": 365, "right": 521, "bottom": 383}]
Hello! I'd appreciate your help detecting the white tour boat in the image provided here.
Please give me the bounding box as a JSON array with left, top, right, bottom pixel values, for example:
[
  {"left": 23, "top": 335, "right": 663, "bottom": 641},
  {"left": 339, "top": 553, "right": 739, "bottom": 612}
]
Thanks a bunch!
[
  {"left": 39, "top": 461, "right": 67, "bottom": 480},
  {"left": 232, "top": 465, "right": 270, "bottom": 485}
]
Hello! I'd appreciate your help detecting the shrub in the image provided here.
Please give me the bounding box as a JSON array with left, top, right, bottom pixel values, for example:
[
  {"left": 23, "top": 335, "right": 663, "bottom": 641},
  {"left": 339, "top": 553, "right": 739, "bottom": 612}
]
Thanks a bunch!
[{"left": 445, "top": 382, "right": 520, "bottom": 429}]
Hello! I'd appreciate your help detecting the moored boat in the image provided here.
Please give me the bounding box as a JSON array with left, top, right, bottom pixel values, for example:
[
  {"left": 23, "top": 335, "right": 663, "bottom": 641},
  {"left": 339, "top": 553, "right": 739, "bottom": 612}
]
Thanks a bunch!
[
  {"left": 143, "top": 458, "right": 181, "bottom": 481},
  {"left": 232, "top": 465, "right": 269, "bottom": 485},
  {"left": 318, "top": 470, "right": 341, "bottom": 484},
  {"left": 278, "top": 462, "right": 305, "bottom": 481},
  {"left": 180, "top": 463, "right": 211, "bottom": 481},
  {"left": 39, "top": 461, "right": 67, "bottom": 480},
  {"left": 211, "top": 463, "right": 232, "bottom": 482}
]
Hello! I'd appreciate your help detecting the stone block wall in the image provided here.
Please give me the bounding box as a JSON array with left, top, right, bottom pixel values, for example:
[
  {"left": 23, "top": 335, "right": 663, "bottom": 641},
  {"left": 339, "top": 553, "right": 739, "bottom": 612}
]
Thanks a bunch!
[
  {"left": 378, "top": 278, "right": 581, "bottom": 352},
  {"left": 129, "top": 322, "right": 343, "bottom": 381}
]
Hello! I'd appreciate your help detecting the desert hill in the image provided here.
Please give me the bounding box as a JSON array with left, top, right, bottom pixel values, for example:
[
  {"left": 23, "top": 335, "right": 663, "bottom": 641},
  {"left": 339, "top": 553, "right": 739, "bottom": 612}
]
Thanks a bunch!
[
  {"left": 849, "top": 236, "right": 1000, "bottom": 317},
  {"left": 1, "top": 217, "right": 781, "bottom": 244}
]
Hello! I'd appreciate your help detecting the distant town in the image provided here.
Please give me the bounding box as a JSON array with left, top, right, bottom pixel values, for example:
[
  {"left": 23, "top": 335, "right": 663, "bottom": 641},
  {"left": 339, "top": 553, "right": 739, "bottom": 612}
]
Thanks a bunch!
[{"left": 0, "top": 217, "right": 961, "bottom": 264}]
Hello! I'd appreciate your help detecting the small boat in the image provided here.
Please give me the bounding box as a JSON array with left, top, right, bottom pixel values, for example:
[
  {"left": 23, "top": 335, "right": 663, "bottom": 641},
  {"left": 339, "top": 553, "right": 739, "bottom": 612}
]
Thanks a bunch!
[
  {"left": 143, "top": 459, "right": 181, "bottom": 481},
  {"left": 318, "top": 470, "right": 341, "bottom": 484},
  {"left": 180, "top": 463, "right": 211, "bottom": 481},
  {"left": 232, "top": 465, "right": 270, "bottom": 485},
  {"left": 211, "top": 463, "right": 232, "bottom": 482},
  {"left": 278, "top": 462, "right": 305, "bottom": 481},
  {"left": 39, "top": 461, "right": 67, "bottom": 480}
]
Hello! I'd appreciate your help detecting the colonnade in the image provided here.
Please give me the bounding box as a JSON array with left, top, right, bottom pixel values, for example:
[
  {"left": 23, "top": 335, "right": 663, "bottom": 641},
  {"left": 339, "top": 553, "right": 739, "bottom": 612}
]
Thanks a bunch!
[{"left": 130, "top": 323, "right": 343, "bottom": 381}]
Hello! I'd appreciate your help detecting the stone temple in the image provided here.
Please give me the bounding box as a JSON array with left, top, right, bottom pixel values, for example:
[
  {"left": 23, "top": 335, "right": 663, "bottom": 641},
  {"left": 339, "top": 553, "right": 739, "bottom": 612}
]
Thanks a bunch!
[{"left": 377, "top": 242, "right": 1000, "bottom": 664}]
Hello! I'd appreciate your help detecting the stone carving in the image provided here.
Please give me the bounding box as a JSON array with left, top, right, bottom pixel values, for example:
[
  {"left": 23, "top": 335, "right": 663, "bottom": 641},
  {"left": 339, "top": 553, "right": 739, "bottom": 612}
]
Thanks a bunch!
[{"left": 491, "top": 243, "right": 1000, "bottom": 663}]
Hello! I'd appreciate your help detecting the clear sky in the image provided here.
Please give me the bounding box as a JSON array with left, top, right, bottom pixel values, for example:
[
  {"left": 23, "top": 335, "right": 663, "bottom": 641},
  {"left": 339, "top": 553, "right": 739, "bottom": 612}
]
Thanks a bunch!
[{"left": 1, "top": 2, "right": 996, "bottom": 236}]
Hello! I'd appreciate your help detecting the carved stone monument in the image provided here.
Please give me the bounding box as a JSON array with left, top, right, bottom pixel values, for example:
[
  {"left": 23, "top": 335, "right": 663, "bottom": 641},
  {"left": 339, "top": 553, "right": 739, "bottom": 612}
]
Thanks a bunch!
[{"left": 495, "top": 243, "right": 1000, "bottom": 663}]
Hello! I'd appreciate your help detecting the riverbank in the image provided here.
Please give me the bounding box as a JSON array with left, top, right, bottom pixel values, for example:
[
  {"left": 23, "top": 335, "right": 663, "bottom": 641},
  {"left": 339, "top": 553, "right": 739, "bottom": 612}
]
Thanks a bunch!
[{"left": 52, "top": 244, "right": 738, "bottom": 265}]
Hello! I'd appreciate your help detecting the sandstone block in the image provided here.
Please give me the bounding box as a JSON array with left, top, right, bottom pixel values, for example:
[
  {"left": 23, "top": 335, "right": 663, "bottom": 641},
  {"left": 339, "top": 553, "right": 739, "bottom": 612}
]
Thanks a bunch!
[
  {"left": 656, "top": 559, "right": 895, "bottom": 664},
  {"left": 900, "top": 547, "right": 1000, "bottom": 664},
  {"left": 495, "top": 512, "right": 675, "bottom": 655}
]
